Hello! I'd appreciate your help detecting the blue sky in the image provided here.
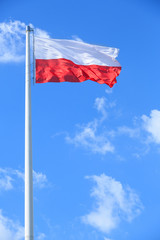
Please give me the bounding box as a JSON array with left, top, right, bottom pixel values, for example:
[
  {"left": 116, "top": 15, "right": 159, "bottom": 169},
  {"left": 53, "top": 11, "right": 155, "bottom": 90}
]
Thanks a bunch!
[{"left": 0, "top": 0, "right": 160, "bottom": 239}]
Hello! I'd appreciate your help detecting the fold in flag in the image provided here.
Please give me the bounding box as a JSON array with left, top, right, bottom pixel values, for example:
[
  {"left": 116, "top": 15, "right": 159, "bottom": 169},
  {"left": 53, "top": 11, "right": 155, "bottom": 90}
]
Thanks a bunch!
[{"left": 35, "top": 37, "right": 121, "bottom": 87}]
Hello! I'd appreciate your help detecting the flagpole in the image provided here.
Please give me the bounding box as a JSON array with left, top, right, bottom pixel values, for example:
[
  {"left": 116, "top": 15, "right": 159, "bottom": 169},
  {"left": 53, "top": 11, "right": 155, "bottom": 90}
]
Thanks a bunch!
[{"left": 25, "top": 25, "right": 34, "bottom": 240}]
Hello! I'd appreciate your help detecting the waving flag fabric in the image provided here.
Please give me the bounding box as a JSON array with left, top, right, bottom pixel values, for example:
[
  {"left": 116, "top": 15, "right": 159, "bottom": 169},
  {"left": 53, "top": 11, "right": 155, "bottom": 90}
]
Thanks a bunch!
[{"left": 35, "top": 37, "right": 121, "bottom": 87}]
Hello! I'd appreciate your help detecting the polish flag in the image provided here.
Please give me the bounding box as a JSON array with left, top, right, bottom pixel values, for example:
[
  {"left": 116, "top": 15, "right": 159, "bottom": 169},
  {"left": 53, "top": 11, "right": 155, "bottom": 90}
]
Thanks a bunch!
[{"left": 35, "top": 37, "right": 121, "bottom": 87}]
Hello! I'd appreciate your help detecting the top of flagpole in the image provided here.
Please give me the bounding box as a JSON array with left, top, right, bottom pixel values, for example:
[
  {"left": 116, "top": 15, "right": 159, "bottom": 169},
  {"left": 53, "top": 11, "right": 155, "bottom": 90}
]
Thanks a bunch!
[
  {"left": 26, "top": 25, "right": 34, "bottom": 32},
  {"left": 26, "top": 25, "right": 30, "bottom": 31}
]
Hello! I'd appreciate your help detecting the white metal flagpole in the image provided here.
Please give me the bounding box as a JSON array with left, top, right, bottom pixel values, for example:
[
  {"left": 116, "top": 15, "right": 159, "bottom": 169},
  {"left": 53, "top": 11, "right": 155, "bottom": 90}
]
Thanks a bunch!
[{"left": 25, "top": 25, "right": 34, "bottom": 240}]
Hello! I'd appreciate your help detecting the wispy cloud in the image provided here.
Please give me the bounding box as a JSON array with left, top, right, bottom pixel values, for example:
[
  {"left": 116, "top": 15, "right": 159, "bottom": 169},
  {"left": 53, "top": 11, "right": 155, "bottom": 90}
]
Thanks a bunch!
[
  {"left": 105, "top": 88, "right": 113, "bottom": 94},
  {"left": 33, "top": 26, "right": 50, "bottom": 39},
  {"left": 0, "top": 167, "right": 49, "bottom": 191},
  {"left": 66, "top": 120, "right": 114, "bottom": 155},
  {"left": 115, "top": 109, "right": 160, "bottom": 145},
  {"left": 94, "top": 97, "right": 116, "bottom": 120},
  {"left": 0, "top": 20, "right": 50, "bottom": 63},
  {"left": 115, "top": 109, "right": 160, "bottom": 150},
  {"left": 37, "top": 232, "right": 46, "bottom": 240},
  {"left": 82, "top": 174, "right": 143, "bottom": 234},
  {"left": 72, "top": 35, "right": 84, "bottom": 42},
  {"left": 0, "top": 209, "right": 46, "bottom": 240},
  {"left": 104, "top": 237, "right": 112, "bottom": 240},
  {"left": 0, "top": 20, "right": 25, "bottom": 63},
  {"left": 117, "top": 126, "right": 140, "bottom": 138},
  {"left": 0, "top": 168, "right": 14, "bottom": 191},
  {"left": 66, "top": 97, "right": 115, "bottom": 155},
  {"left": 142, "top": 109, "right": 160, "bottom": 144},
  {"left": 94, "top": 97, "right": 108, "bottom": 120},
  {"left": 0, "top": 209, "right": 24, "bottom": 240},
  {"left": 66, "top": 90, "right": 160, "bottom": 156},
  {"left": 33, "top": 170, "right": 48, "bottom": 189}
]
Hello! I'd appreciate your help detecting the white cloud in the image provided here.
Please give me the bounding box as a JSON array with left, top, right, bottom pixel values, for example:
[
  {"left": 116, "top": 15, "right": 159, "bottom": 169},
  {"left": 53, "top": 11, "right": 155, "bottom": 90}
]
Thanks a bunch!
[
  {"left": 142, "top": 109, "right": 160, "bottom": 144},
  {"left": 13, "top": 170, "right": 24, "bottom": 180},
  {"left": 66, "top": 120, "right": 114, "bottom": 155},
  {"left": 94, "top": 97, "right": 107, "bottom": 120},
  {"left": 0, "top": 20, "right": 25, "bottom": 63},
  {"left": 37, "top": 232, "right": 46, "bottom": 240},
  {"left": 116, "top": 109, "right": 160, "bottom": 145},
  {"left": 0, "top": 169, "right": 14, "bottom": 191},
  {"left": 82, "top": 174, "right": 143, "bottom": 234},
  {"left": 105, "top": 88, "right": 113, "bottom": 94},
  {"left": 117, "top": 126, "right": 140, "bottom": 138},
  {"left": 33, "top": 170, "right": 48, "bottom": 189},
  {"left": 34, "top": 27, "right": 50, "bottom": 39},
  {"left": 0, "top": 209, "right": 46, "bottom": 240},
  {"left": 66, "top": 97, "right": 115, "bottom": 155},
  {"left": 94, "top": 97, "right": 116, "bottom": 120},
  {"left": 0, "top": 176, "right": 13, "bottom": 191},
  {"left": 0, "top": 210, "right": 24, "bottom": 240},
  {"left": 0, "top": 20, "right": 50, "bottom": 63},
  {"left": 0, "top": 168, "right": 48, "bottom": 191},
  {"left": 72, "top": 35, "right": 84, "bottom": 42},
  {"left": 66, "top": 95, "right": 160, "bottom": 155}
]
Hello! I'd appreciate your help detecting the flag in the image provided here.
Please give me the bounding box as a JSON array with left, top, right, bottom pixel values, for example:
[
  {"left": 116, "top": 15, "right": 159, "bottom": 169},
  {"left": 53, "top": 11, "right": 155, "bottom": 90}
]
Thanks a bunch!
[{"left": 35, "top": 37, "right": 121, "bottom": 87}]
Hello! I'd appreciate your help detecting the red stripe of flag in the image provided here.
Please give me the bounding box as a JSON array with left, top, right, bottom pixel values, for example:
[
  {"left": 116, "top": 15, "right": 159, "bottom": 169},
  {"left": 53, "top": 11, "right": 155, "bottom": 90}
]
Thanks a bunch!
[{"left": 36, "top": 59, "right": 121, "bottom": 87}]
